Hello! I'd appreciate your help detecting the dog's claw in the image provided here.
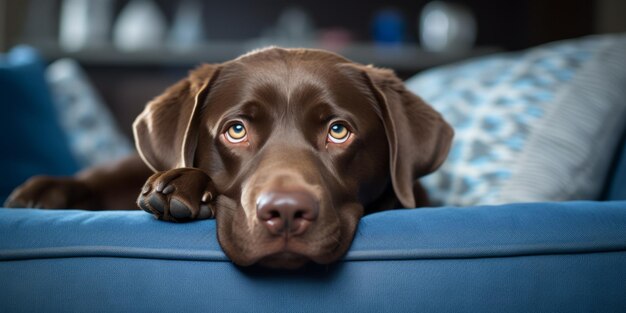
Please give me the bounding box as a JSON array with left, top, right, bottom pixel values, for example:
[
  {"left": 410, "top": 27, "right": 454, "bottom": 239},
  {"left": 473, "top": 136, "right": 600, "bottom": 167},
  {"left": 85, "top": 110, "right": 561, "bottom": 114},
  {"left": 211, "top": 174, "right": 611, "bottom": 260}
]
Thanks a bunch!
[
  {"left": 161, "top": 185, "right": 175, "bottom": 195},
  {"left": 201, "top": 191, "right": 213, "bottom": 203},
  {"left": 141, "top": 184, "right": 151, "bottom": 195}
]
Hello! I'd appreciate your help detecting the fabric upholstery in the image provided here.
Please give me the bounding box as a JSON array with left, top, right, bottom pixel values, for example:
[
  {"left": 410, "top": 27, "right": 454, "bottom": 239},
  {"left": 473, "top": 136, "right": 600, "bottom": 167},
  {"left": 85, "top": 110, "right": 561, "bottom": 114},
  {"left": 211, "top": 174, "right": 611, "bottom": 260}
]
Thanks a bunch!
[
  {"left": 0, "top": 46, "right": 79, "bottom": 202},
  {"left": 605, "top": 134, "right": 626, "bottom": 200},
  {"left": 1, "top": 201, "right": 626, "bottom": 312}
]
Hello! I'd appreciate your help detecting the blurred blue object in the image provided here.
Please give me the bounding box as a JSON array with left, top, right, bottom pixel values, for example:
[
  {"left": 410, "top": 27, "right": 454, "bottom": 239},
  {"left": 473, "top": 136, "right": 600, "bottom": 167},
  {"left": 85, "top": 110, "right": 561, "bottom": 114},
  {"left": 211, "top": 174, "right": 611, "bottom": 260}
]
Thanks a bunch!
[
  {"left": 0, "top": 46, "right": 79, "bottom": 203},
  {"left": 168, "top": 0, "right": 205, "bottom": 50},
  {"left": 372, "top": 8, "right": 406, "bottom": 46}
]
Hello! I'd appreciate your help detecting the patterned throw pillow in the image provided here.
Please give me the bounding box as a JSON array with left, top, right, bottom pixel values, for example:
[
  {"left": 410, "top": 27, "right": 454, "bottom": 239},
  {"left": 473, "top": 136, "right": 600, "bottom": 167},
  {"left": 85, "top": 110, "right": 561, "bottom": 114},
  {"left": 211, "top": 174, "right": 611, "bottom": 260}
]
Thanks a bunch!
[
  {"left": 496, "top": 37, "right": 626, "bottom": 203},
  {"left": 405, "top": 35, "right": 616, "bottom": 206},
  {"left": 46, "top": 59, "right": 133, "bottom": 168}
]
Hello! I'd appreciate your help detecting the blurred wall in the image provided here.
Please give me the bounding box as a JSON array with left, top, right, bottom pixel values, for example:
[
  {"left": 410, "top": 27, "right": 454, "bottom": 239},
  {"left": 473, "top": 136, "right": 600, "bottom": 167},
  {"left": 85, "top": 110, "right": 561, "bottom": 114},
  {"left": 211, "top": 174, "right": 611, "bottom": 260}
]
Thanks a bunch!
[
  {"left": 595, "top": 0, "right": 626, "bottom": 33},
  {"left": 2, "top": 0, "right": 622, "bottom": 52},
  {"left": 0, "top": 0, "right": 28, "bottom": 51},
  {"left": 2, "top": 0, "right": 624, "bottom": 138}
]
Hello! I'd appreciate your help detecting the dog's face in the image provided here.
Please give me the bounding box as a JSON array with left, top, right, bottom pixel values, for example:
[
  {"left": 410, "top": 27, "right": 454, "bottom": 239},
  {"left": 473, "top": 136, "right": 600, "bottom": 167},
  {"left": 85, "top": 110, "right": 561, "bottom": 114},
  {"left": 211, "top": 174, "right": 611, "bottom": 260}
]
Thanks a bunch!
[{"left": 133, "top": 48, "right": 453, "bottom": 269}]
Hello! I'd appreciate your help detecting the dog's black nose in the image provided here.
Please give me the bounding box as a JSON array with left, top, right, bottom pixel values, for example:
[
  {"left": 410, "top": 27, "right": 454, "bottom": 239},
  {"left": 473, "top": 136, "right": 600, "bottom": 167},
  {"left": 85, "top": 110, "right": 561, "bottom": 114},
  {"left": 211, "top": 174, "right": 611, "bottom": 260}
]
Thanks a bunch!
[{"left": 256, "top": 190, "right": 319, "bottom": 236}]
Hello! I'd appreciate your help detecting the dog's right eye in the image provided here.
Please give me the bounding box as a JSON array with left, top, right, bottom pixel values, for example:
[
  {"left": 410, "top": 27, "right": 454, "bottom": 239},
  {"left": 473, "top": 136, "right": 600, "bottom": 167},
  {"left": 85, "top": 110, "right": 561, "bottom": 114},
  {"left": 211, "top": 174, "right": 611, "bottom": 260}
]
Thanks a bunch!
[
  {"left": 327, "top": 123, "right": 351, "bottom": 144},
  {"left": 225, "top": 123, "right": 247, "bottom": 143}
]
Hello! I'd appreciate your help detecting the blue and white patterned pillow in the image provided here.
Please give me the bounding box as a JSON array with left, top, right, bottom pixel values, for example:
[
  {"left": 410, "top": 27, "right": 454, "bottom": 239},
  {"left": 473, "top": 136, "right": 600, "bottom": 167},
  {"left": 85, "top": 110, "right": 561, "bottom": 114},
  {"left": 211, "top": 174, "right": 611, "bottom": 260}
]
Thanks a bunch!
[
  {"left": 46, "top": 59, "right": 133, "bottom": 168},
  {"left": 406, "top": 36, "right": 615, "bottom": 206}
]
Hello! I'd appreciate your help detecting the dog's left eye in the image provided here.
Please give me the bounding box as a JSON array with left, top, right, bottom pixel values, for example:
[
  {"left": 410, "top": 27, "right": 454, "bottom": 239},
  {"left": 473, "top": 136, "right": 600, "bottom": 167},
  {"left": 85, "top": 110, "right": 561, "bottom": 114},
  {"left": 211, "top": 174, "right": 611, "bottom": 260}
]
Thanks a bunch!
[
  {"left": 327, "top": 123, "right": 350, "bottom": 144},
  {"left": 225, "top": 123, "right": 247, "bottom": 143}
]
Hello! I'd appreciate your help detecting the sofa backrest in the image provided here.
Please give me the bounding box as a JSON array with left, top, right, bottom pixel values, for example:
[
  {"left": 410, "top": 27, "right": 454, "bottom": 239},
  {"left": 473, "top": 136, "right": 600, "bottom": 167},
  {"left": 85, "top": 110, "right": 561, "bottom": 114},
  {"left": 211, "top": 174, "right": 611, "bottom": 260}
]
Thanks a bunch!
[{"left": 603, "top": 132, "right": 626, "bottom": 200}]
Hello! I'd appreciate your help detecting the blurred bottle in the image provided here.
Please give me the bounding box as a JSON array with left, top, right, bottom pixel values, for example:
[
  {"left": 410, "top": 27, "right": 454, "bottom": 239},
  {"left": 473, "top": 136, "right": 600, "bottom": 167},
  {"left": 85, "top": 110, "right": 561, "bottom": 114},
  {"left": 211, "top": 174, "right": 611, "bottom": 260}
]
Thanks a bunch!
[
  {"left": 372, "top": 8, "right": 407, "bottom": 47},
  {"left": 22, "top": 0, "right": 57, "bottom": 44},
  {"left": 59, "top": 0, "right": 114, "bottom": 51},
  {"left": 258, "top": 7, "right": 315, "bottom": 47},
  {"left": 319, "top": 28, "right": 354, "bottom": 51},
  {"left": 168, "top": 0, "right": 205, "bottom": 51},
  {"left": 113, "top": 0, "right": 167, "bottom": 51},
  {"left": 419, "top": 1, "right": 477, "bottom": 52}
]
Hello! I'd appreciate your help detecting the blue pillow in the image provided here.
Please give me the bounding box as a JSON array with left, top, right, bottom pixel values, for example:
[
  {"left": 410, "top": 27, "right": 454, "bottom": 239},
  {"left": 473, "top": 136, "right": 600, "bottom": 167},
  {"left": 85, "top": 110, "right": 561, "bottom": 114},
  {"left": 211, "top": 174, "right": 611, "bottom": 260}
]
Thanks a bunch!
[{"left": 0, "top": 46, "right": 79, "bottom": 202}]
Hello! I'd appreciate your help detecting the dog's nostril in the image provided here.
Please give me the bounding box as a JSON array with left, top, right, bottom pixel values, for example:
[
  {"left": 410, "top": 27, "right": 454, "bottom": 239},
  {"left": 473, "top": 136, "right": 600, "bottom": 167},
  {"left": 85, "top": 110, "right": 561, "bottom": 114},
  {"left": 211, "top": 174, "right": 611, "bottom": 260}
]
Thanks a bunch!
[
  {"left": 256, "top": 190, "right": 319, "bottom": 236},
  {"left": 270, "top": 210, "right": 280, "bottom": 219}
]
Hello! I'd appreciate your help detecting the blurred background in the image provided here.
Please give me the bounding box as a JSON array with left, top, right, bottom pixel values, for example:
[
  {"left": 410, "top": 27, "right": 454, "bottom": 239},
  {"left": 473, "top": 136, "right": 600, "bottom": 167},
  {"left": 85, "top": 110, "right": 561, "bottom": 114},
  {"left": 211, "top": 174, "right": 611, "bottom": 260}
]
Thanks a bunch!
[{"left": 1, "top": 0, "right": 625, "bottom": 138}]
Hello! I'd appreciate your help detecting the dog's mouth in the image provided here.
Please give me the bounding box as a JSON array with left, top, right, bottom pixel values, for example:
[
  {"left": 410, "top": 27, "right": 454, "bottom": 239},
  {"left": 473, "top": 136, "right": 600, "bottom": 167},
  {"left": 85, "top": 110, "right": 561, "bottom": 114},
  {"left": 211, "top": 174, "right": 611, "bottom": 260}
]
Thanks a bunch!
[
  {"left": 256, "top": 227, "right": 344, "bottom": 268},
  {"left": 257, "top": 251, "right": 310, "bottom": 269},
  {"left": 229, "top": 226, "right": 344, "bottom": 269}
]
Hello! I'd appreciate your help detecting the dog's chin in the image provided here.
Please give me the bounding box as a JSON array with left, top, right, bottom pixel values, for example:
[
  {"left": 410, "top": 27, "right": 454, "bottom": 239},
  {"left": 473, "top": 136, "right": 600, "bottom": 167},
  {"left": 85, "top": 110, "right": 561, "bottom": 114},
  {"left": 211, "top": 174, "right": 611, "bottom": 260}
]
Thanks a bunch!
[
  {"left": 219, "top": 233, "right": 349, "bottom": 269},
  {"left": 257, "top": 252, "right": 311, "bottom": 270},
  {"left": 223, "top": 236, "right": 349, "bottom": 270}
]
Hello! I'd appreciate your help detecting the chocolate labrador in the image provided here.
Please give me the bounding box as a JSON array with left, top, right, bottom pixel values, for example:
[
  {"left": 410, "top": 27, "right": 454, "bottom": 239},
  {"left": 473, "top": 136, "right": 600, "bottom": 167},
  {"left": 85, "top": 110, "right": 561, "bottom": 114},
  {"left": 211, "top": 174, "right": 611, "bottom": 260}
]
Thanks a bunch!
[{"left": 5, "top": 47, "right": 453, "bottom": 269}]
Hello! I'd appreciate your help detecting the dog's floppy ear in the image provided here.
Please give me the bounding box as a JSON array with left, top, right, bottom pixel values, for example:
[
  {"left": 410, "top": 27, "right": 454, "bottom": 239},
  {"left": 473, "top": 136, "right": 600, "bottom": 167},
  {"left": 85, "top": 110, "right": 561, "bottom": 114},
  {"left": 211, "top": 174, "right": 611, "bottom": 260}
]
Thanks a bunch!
[
  {"left": 341, "top": 64, "right": 453, "bottom": 208},
  {"left": 133, "top": 64, "right": 221, "bottom": 172}
]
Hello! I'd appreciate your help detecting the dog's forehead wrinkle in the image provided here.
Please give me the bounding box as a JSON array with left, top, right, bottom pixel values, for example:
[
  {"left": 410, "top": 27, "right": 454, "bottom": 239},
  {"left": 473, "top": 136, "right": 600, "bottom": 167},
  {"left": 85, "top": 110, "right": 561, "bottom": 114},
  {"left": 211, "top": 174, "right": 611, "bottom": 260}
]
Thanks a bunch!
[{"left": 244, "top": 59, "right": 335, "bottom": 104}]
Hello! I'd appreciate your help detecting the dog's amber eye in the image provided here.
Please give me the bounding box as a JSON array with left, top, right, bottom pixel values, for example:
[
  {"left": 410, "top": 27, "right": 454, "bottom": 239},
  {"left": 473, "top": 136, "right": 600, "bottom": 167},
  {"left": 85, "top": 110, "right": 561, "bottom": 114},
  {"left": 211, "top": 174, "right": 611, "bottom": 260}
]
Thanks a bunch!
[
  {"left": 225, "top": 123, "right": 247, "bottom": 143},
  {"left": 327, "top": 123, "right": 350, "bottom": 143}
]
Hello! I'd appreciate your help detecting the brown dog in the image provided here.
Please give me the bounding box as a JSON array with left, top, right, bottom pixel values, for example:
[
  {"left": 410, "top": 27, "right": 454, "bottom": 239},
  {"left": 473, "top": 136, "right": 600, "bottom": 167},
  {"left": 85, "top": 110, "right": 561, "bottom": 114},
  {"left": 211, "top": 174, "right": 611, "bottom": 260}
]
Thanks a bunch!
[{"left": 5, "top": 47, "right": 453, "bottom": 269}]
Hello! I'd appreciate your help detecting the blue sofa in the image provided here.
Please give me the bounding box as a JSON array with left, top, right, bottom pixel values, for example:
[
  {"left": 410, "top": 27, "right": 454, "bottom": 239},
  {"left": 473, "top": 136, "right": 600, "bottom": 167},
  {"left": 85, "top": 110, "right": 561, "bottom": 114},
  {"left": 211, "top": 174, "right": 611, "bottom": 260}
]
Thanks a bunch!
[
  {"left": 1, "top": 198, "right": 626, "bottom": 312},
  {"left": 2, "top": 46, "right": 626, "bottom": 312}
]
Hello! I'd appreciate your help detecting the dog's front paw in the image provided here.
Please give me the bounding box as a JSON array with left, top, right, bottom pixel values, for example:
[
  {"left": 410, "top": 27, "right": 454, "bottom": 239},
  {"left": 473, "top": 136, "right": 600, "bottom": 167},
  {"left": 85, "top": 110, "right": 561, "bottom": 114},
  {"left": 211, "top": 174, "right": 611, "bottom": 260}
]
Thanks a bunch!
[
  {"left": 4, "top": 176, "right": 92, "bottom": 209},
  {"left": 137, "top": 168, "right": 217, "bottom": 222}
]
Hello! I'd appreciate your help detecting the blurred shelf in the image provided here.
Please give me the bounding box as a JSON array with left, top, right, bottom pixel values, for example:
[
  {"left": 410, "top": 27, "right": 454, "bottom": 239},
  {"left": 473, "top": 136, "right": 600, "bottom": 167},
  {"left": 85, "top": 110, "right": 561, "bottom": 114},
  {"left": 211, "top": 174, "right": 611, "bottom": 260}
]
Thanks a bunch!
[{"left": 29, "top": 40, "right": 501, "bottom": 71}]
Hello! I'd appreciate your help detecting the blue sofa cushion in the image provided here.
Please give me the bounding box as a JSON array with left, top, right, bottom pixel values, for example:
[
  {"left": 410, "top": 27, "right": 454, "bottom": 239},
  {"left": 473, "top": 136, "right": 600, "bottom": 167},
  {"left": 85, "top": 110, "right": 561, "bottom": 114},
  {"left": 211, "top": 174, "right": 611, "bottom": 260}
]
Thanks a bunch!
[
  {"left": 1, "top": 202, "right": 625, "bottom": 312},
  {"left": 0, "top": 46, "right": 79, "bottom": 202},
  {"left": 2, "top": 202, "right": 625, "bottom": 261}
]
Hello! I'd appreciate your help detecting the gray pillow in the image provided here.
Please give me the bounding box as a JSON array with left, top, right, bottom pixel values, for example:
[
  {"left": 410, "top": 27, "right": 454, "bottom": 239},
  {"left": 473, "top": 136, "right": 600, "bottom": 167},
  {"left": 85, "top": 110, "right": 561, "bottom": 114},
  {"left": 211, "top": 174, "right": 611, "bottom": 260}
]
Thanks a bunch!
[{"left": 496, "top": 36, "right": 626, "bottom": 203}]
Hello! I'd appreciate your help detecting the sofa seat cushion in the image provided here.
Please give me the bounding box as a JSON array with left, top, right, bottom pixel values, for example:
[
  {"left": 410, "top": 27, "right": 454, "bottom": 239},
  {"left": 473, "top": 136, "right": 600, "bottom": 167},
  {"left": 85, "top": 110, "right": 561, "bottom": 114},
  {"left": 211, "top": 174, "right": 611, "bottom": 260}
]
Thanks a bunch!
[
  {"left": 2, "top": 202, "right": 625, "bottom": 262},
  {"left": 1, "top": 202, "right": 626, "bottom": 313}
]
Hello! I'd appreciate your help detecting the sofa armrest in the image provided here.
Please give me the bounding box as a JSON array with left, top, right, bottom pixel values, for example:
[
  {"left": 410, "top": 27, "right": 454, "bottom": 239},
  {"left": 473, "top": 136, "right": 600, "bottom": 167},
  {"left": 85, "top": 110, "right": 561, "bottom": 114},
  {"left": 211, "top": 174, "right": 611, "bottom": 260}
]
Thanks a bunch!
[{"left": 2, "top": 201, "right": 625, "bottom": 312}]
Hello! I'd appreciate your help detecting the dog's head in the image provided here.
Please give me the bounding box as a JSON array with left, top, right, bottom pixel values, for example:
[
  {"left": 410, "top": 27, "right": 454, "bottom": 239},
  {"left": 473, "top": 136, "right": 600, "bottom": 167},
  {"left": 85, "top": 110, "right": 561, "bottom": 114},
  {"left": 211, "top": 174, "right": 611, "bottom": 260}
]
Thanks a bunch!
[{"left": 133, "top": 48, "right": 453, "bottom": 269}]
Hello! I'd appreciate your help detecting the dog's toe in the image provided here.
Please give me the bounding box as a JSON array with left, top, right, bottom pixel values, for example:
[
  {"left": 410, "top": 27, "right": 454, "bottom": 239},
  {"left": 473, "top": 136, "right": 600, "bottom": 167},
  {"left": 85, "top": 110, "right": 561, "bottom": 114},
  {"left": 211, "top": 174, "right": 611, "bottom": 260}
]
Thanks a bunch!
[
  {"left": 198, "top": 203, "right": 214, "bottom": 219},
  {"left": 137, "top": 194, "right": 154, "bottom": 214},
  {"left": 146, "top": 192, "right": 165, "bottom": 214},
  {"left": 169, "top": 198, "right": 192, "bottom": 219}
]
